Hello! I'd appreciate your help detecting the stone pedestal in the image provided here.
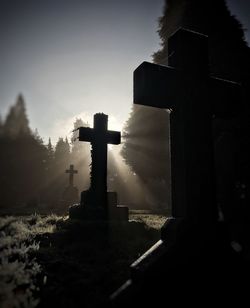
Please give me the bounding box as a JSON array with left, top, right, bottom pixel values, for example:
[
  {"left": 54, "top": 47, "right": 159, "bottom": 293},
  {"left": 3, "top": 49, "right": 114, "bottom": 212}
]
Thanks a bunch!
[
  {"left": 62, "top": 186, "right": 79, "bottom": 203},
  {"left": 60, "top": 186, "right": 79, "bottom": 213},
  {"left": 110, "top": 219, "right": 248, "bottom": 307},
  {"left": 107, "top": 192, "right": 129, "bottom": 221},
  {"left": 69, "top": 191, "right": 128, "bottom": 221}
]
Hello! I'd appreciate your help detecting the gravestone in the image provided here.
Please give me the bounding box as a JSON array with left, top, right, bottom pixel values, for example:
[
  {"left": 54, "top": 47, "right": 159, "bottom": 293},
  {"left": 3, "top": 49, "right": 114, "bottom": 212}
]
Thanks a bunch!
[
  {"left": 134, "top": 29, "right": 240, "bottom": 225},
  {"left": 69, "top": 113, "right": 128, "bottom": 221},
  {"left": 111, "top": 28, "right": 245, "bottom": 306},
  {"left": 66, "top": 164, "right": 78, "bottom": 187},
  {"left": 61, "top": 164, "right": 79, "bottom": 210}
]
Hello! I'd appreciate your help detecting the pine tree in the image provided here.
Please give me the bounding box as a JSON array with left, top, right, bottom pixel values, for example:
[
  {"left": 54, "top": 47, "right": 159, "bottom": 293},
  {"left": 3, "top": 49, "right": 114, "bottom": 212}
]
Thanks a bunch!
[
  {"left": 45, "top": 137, "right": 55, "bottom": 173},
  {"left": 54, "top": 137, "right": 70, "bottom": 167},
  {"left": 153, "top": 0, "right": 250, "bottom": 81},
  {"left": 33, "top": 128, "right": 44, "bottom": 145},
  {"left": 71, "top": 118, "right": 89, "bottom": 157},
  {"left": 121, "top": 105, "right": 171, "bottom": 209},
  {"left": 47, "top": 138, "right": 54, "bottom": 160},
  {"left": 71, "top": 118, "right": 91, "bottom": 191},
  {"left": 0, "top": 114, "right": 3, "bottom": 137},
  {"left": 65, "top": 137, "right": 70, "bottom": 153},
  {"left": 4, "top": 94, "right": 31, "bottom": 138},
  {"left": 0, "top": 95, "right": 56, "bottom": 209}
]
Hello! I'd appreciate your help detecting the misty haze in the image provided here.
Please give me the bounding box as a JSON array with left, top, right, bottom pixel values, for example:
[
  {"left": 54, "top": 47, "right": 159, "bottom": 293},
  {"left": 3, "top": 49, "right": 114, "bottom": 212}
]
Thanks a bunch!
[{"left": 1, "top": 0, "right": 250, "bottom": 307}]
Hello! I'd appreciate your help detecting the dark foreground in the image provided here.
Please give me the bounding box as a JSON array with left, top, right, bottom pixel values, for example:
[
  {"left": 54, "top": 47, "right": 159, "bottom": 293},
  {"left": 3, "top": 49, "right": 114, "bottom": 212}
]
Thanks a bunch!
[{"left": 0, "top": 214, "right": 165, "bottom": 308}]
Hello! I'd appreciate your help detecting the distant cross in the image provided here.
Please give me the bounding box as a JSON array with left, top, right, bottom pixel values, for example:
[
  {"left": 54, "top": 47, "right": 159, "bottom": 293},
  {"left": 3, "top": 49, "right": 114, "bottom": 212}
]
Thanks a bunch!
[
  {"left": 77, "top": 113, "right": 121, "bottom": 205},
  {"left": 65, "top": 164, "right": 78, "bottom": 187},
  {"left": 134, "top": 28, "right": 240, "bottom": 222}
]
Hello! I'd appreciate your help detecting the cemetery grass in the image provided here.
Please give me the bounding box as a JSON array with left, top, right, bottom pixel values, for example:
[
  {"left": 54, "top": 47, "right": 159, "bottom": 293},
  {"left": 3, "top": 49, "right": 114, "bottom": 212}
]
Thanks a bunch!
[{"left": 0, "top": 213, "right": 166, "bottom": 308}]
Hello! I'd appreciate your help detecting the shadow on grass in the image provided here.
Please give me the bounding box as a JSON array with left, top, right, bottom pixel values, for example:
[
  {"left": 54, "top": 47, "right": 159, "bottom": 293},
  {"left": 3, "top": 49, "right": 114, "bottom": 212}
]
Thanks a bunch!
[{"left": 35, "top": 218, "right": 160, "bottom": 308}]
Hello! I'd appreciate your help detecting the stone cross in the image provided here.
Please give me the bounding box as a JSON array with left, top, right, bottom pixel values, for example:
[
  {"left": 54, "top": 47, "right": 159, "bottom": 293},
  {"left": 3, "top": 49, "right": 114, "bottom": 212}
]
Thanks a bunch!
[
  {"left": 78, "top": 113, "right": 121, "bottom": 205},
  {"left": 134, "top": 28, "right": 240, "bottom": 223},
  {"left": 65, "top": 164, "right": 78, "bottom": 187}
]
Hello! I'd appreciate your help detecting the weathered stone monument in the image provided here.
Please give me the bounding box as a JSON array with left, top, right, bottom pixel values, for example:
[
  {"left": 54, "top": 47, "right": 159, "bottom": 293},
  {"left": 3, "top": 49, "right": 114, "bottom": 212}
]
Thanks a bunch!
[
  {"left": 61, "top": 164, "right": 79, "bottom": 210},
  {"left": 111, "top": 28, "right": 246, "bottom": 305},
  {"left": 69, "top": 113, "right": 128, "bottom": 221},
  {"left": 135, "top": 29, "right": 240, "bottom": 224},
  {"left": 66, "top": 164, "right": 78, "bottom": 187}
]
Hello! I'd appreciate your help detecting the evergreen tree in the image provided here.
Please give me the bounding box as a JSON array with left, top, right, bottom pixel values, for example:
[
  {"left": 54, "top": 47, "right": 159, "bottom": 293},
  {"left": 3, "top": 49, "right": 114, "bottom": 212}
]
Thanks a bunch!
[
  {"left": 0, "top": 126, "right": 49, "bottom": 208},
  {"left": 39, "top": 138, "right": 56, "bottom": 208},
  {"left": 4, "top": 94, "right": 31, "bottom": 138},
  {"left": 33, "top": 128, "right": 44, "bottom": 145},
  {"left": 0, "top": 114, "right": 3, "bottom": 137},
  {"left": 71, "top": 118, "right": 90, "bottom": 159},
  {"left": 121, "top": 106, "right": 171, "bottom": 209},
  {"left": 153, "top": 0, "right": 250, "bottom": 81},
  {"left": 71, "top": 118, "right": 91, "bottom": 191},
  {"left": 45, "top": 137, "right": 55, "bottom": 176},
  {"left": 47, "top": 138, "right": 54, "bottom": 162},
  {"left": 54, "top": 137, "right": 70, "bottom": 168}
]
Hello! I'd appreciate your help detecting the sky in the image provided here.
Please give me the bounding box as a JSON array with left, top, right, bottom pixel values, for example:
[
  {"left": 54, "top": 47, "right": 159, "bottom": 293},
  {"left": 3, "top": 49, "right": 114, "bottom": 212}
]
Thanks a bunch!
[{"left": 0, "top": 0, "right": 249, "bottom": 144}]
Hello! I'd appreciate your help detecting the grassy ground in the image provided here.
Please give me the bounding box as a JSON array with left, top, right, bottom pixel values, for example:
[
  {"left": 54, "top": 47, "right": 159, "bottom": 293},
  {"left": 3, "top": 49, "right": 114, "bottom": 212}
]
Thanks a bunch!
[
  {"left": 0, "top": 213, "right": 166, "bottom": 308},
  {"left": 0, "top": 215, "right": 61, "bottom": 308}
]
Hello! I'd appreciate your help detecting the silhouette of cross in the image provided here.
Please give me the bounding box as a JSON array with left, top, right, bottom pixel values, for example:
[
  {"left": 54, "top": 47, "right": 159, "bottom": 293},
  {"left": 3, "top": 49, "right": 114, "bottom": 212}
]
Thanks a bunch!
[
  {"left": 134, "top": 28, "right": 241, "bottom": 222},
  {"left": 65, "top": 164, "right": 78, "bottom": 187},
  {"left": 77, "top": 113, "right": 120, "bottom": 204}
]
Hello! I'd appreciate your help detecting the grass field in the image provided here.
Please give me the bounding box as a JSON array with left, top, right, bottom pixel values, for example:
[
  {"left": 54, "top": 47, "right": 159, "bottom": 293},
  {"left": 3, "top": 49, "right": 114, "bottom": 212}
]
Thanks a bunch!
[{"left": 0, "top": 213, "right": 167, "bottom": 308}]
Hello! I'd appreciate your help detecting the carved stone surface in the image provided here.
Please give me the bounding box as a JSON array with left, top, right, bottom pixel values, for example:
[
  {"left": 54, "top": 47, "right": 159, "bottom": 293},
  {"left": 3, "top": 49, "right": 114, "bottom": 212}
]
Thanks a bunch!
[{"left": 69, "top": 113, "right": 128, "bottom": 221}]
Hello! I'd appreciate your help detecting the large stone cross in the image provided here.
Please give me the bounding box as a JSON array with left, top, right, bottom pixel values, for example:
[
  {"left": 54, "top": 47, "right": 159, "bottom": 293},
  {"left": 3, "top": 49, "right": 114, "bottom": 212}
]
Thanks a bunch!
[
  {"left": 78, "top": 113, "right": 121, "bottom": 205},
  {"left": 65, "top": 164, "right": 78, "bottom": 187},
  {"left": 134, "top": 28, "right": 240, "bottom": 223}
]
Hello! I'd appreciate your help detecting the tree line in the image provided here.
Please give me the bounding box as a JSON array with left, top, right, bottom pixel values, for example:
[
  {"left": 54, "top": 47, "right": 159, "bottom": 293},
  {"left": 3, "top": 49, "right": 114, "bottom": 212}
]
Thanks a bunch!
[
  {"left": 0, "top": 95, "right": 91, "bottom": 213},
  {"left": 0, "top": 95, "right": 154, "bottom": 214}
]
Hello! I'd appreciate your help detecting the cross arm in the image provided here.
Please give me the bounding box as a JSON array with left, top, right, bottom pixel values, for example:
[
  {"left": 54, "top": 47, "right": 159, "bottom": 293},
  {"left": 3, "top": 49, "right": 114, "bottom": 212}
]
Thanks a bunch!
[
  {"left": 107, "top": 131, "right": 121, "bottom": 145},
  {"left": 134, "top": 61, "right": 181, "bottom": 109},
  {"left": 210, "top": 77, "right": 242, "bottom": 117},
  {"left": 78, "top": 127, "right": 94, "bottom": 142}
]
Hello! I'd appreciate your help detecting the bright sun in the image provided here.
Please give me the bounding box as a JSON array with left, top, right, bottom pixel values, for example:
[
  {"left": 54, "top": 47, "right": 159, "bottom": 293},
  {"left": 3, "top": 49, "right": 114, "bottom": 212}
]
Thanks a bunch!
[{"left": 52, "top": 112, "right": 124, "bottom": 145}]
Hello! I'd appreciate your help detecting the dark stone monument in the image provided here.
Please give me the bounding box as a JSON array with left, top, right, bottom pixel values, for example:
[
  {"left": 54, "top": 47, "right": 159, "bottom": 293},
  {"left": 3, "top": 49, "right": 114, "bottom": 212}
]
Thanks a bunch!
[
  {"left": 69, "top": 113, "right": 128, "bottom": 221},
  {"left": 66, "top": 164, "right": 78, "bottom": 187},
  {"left": 61, "top": 164, "right": 79, "bottom": 210},
  {"left": 111, "top": 28, "right": 248, "bottom": 305},
  {"left": 134, "top": 29, "right": 240, "bottom": 224}
]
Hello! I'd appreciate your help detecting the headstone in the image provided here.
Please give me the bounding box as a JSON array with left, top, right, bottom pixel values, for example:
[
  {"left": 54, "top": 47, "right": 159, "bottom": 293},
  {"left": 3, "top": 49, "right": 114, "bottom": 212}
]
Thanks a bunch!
[
  {"left": 69, "top": 113, "right": 128, "bottom": 221},
  {"left": 134, "top": 28, "right": 240, "bottom": 227},
  {"left": 66, "top": 164, "right": 78, "bottom": 187},
  {"left": 111, "top": 28, "right": 243, "bottom": 305},
  {"left": 61, "top": 164, "right": 79, "bottom": 209}
]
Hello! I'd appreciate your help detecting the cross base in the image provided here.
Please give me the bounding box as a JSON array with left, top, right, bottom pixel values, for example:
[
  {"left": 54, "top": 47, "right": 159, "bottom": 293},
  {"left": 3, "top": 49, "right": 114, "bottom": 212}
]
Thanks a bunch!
[
  {"left": 59, "top": 186, "right": 79, "bottom": 214},
  {"left": 111, "top": 218, "right": 249, "bottom": 306},
  {"left": 62, "top": 186, "right": 79, "bottom": 203},
  {"left": 69, "top": 191, "right": 128, "bottom": 221}
]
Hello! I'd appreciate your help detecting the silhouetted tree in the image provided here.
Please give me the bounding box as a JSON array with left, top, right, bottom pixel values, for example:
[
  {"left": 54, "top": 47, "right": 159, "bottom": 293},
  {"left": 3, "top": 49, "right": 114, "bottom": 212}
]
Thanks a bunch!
[
  {"left": 71, "top": 118, "right": 91, "bottom": 191},
  {"left": 0, "top": 95, "right": 52, "bottom": 211},
  {"left": 33, "top": 128, "right": 44, "bottom": 145},
  {"left": 0, "top": 114, "right": 3, "bottom": 137},
  {"left": 0, "top": 130, "right": 48, "bottom": 209},
  {"left": 47, "top": 138, "right": 54, "bottom": 162},
  {"left": 153, "top": 0, "right": 250, "bottom": 81},
  {"left": 54, "top": 137, "right": 70, "bottom": 169},
  {"left": 121, "top": 106, "right": 170, "bottom": 209},
  {"left": 4, "top": 94, "right": 31, "bottom": 138}
]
